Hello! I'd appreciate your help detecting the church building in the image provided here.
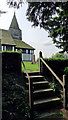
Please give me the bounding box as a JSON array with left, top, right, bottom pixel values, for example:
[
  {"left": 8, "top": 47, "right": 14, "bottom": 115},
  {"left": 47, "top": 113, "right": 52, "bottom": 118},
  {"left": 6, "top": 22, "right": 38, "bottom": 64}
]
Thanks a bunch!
[{"left": 0, "top": 13, "right": 35, "bottom": 61}]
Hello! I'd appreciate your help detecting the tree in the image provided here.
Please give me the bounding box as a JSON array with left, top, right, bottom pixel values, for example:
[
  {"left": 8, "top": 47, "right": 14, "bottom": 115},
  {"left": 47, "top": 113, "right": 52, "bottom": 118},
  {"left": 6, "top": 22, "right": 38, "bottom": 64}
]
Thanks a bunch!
[
  {"left": 7, "top": 0, "right": 23, "bottom": 9},
  {"left": 52, "top": 53, "right": 66, "bottom": 59},
  {"left": 26, "top": 2, "right": 68, "bottom": 53}
]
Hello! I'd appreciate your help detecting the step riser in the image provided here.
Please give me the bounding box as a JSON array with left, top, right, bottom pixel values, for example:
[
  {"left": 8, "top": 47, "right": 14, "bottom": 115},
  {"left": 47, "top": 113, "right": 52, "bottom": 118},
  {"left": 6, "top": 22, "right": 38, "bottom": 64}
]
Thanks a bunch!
[
  {"left": 26, "top": 82, "right": 49, "bottom": 90},
  {"left": 34, "top": 100, "right": 61, "bottom": 111},
  {"left": 24, "top": 72, "right": 40, "bottom": 76},
  {"left": 33, "top": 91, "right": 55, "bottom": 100},
  {"left": 25, "top": 77, "right": 45, "bottom": 83},
  {"left": 33, "top": 83, "right": 50, "bottom": 90}
]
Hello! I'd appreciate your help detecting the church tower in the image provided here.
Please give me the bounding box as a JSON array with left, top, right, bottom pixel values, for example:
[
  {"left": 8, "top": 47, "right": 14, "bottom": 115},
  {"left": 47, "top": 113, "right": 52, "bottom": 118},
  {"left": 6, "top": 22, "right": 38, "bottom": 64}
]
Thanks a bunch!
[{"left": 9, "top": 13, "right": 22, "bottom": 40}]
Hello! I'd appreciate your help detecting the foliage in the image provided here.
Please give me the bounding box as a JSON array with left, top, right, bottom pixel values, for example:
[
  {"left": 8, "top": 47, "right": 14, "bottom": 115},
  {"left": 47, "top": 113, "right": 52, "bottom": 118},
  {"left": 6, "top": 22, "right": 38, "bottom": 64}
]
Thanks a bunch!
[
  {"left": 41, "top": 58, "right": 68, "bottom": 77},
  {"left": 2, "top": 73, "right": 30, "bottom": 120},
  {"left": 27, "top": 2, "right": 68, "bottom": 52},
  {"left": 50, "top": 82, "right": 58, "bottom": 92},
  {"left": 22, "top": 61, "right": 39, "bottom": 72},
  {"left": 52, "top": 53, "right": 68, "bottom": 59},
  {"left": 2, "top": 51, "right": 21, "bottom": 53},
  {"left": 64, "top": 67, "right": 68, "bottom": 75},
  {"left": 2, "top": 52, "right": 22, "bottom": 73},
  {"left": 7, "top": 0, "right": 23, "bottom": 9}
]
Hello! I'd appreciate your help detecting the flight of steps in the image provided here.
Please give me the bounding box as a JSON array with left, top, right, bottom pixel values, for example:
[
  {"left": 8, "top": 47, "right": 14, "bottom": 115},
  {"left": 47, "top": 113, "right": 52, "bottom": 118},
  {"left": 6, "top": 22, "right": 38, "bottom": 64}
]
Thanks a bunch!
[{"left": 24, "top": 71, "right": 62, "bottom": 120}]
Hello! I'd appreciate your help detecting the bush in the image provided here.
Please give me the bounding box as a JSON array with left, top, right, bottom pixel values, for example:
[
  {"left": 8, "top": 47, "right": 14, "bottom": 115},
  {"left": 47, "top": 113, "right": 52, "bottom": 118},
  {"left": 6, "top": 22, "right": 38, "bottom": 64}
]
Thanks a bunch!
[
  {"left": 2, "top": 73, "right": 30, "bottom": 120},
  {"left": 41, "top": 58, "right": 68, "bottom": 77},
  {"left": 2, "top": 52, "right": 22, "bottom": 73},
  {"left": 64, "top": 67, "right": 68, "bottom": 75}
]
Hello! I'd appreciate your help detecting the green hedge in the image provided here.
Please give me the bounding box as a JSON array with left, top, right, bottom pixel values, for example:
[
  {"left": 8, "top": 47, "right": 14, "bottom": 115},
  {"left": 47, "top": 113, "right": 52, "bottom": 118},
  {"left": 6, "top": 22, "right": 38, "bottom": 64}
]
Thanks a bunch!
[
  {"left": 2, "top": 73, "right": 30, "bottom": 120},
  {"left": 41, "top": 58, "right": 68, "bottom": 77},
  {"left": 2, "top": 52, "right": 22, "bottom": 73}
]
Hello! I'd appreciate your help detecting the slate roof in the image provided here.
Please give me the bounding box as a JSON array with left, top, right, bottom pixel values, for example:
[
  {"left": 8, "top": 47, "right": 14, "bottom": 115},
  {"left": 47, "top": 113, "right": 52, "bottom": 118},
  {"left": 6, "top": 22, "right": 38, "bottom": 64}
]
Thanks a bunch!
[
  {"left": 0, "top": 29, "right": 16, "bottom": 45},
  {"left": 14, "top": 40, "right": 35, "bottom": 50}
]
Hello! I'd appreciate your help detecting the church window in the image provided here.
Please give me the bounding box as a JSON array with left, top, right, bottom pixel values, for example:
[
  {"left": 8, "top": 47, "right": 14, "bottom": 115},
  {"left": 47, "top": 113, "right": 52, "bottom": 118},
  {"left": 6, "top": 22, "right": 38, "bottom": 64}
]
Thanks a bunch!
[
  {"left": 31, "top": 50, "right": 34, "bottom": 54},
  {"left": 22, "top": 49, "right": 26, "bottom": 53},
  {"left": 6, "top": 46, "right": 12, "bottom": 51}
]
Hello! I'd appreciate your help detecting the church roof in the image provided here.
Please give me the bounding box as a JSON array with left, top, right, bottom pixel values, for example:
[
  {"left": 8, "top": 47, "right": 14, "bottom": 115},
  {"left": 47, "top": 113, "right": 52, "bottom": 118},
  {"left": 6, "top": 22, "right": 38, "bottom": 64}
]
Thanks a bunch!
[
  {"left": 10, "top": 13, "right": 19, "bottom": 29},
  {"left": 0, "top": 29, "right": 35, "bottom": 50},
  {"left": 14, "top": 40, "right": 35, "bottom": 50},
  {"left": 0, "top": 13, "right": 35, "bottom": 50},
  {"left": 0, "top": 29, "right": 16, "bottom": 45}
]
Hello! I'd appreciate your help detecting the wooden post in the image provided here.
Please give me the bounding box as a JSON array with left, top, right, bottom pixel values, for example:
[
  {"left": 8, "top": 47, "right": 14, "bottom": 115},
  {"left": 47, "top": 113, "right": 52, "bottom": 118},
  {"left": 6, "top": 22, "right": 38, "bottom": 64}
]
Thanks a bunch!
[
  {"left": 39, "top": 51, "right": 42, "bottom": 73},
  {"left": 29, "top": 78, "right": 33, "bottom": 109},
  {"left": 29, "top": 78, "right": 33, "bottom": 119},
  {"left": 63, "top": 75, "right": 67, "bottom": 109}
]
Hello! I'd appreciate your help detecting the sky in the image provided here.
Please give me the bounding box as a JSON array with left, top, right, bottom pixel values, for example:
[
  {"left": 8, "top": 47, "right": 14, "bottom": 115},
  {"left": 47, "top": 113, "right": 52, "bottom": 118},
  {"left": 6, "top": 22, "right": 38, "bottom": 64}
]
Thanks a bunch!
[{"left": 0, "top": 0, "right": 61, "bottom": 60}]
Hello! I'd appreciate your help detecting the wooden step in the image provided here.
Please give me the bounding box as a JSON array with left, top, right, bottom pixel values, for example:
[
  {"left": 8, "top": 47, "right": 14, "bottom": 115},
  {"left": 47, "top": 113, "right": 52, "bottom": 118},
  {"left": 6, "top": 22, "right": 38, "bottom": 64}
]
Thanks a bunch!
[
  {"left": 24, "top": 71, "right": 40, "bottom": 76},
  {"left": 33, "top": 88, "right": 55, "bottom": 100},
  {"left": 25, "top": 75, "right": 44, "bottom": 79},
  {"left": 33, "top": 81, "right": 50, "bottom": 90},
  {"left": 26, "top": 81, "right": 50, "bottom": 90},
  {"left": 25, "top": 75, "right": 45, "bottom": 82},
  {"left": 24, "top": 71, "right": 62, "bottom": 119},
  {"left": 34, "top": 108, "right": 63, "bottom": 120},
  {"left": 34, "top": 97, "right": 61, "bottom": 110}
]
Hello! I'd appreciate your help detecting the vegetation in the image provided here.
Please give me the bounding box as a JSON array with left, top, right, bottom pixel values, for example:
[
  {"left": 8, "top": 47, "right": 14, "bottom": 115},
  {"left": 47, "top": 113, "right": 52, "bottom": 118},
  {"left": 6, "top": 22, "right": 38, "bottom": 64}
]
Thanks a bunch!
[
  {"left": 21, "top": 61, "right": 39, "bottom": 72},
  {"left": 2, "top": 52, "right": 21, "bottom": 73},
  {"left": 52, "top": 53, "right": 68, "bottom": 59},
  {"left": 27, "top": 2, "right": 68, "bottom": 53},
  {"left": 64, "top": 67, "right": 68, "bottom": 75},
  {"left": 2, "top": 73, "right": 30, "bottom": 120},
  {"left": 7, "top": 0, "right": 23, "bottom": 9},
  {"left": 7, "top": 1, "right": 68, "bottom": 52}
]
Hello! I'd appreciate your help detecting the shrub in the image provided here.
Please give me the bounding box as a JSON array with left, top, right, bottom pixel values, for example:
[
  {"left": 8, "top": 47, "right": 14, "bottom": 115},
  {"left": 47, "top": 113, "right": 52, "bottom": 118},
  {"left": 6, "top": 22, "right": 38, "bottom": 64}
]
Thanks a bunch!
[
  {"left": 2, "top": 52, "right": 22, "bottom": 73},
  {"left": 41, "top": 58, "right": 68, "bottom": 77},
  {"left": 2, "top": 73, "right": 30, "bottom": 120},
  {"left": 64, "top": 67, "right": 68, "bottom": 75}
]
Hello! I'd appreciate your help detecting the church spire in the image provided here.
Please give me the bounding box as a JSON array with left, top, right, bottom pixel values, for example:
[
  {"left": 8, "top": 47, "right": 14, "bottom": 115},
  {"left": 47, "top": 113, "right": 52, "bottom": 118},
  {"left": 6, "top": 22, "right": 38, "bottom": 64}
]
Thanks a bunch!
[
  {"left": 10, "top": 12, "right": 19, "bottom": 29},
  {"left": 9, "top": 12, "right": 22, "bottom": 40}
]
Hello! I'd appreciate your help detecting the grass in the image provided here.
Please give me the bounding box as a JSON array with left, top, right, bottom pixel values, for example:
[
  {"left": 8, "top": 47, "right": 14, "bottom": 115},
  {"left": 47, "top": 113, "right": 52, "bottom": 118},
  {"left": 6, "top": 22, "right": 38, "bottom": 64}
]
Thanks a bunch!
[{"left": 21, "top": 61, "right": 39, "bottom": 72}]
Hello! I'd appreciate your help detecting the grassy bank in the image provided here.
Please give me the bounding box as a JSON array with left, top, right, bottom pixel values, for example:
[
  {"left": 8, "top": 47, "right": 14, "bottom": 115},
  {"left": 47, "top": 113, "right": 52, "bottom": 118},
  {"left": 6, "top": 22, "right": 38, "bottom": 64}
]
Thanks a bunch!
[{"left": 21, "top": 61, "right": 39, "bottom": 72}]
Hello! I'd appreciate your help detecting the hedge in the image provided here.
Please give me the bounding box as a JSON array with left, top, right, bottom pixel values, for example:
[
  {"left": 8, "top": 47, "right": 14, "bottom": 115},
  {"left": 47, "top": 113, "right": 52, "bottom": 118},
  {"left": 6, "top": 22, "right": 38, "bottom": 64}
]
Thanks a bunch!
[
  {"left": 2, "top": 52, "right": 22, "bottom": 73},
  {"left": 2, "top": 73, "right": 30, "bottom": 120},
  {"left": 41, "top": 58, "right": 68, "bottom": 78}
]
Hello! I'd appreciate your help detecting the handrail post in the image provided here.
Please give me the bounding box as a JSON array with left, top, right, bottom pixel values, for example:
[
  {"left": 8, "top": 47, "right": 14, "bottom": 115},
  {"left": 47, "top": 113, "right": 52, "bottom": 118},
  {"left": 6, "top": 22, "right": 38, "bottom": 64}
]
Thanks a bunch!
[
  {"left": 29, "top": 78, "right": 33, "bottom": 119},
  {"left": 29, "top": 78, "right": 33, "bottom": 110},
  {"left": 63, "top": 75, "right": 67, "bottom": 109},
  {"left": 39, "top": 51, "right": 42, "bottom": 73}
]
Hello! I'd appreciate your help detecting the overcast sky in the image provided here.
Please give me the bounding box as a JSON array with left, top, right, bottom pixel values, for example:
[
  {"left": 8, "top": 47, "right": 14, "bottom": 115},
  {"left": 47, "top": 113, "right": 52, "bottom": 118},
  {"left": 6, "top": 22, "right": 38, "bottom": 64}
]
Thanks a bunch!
[{"left": 0, "top": 0, "right": 61, "bottom": 60}]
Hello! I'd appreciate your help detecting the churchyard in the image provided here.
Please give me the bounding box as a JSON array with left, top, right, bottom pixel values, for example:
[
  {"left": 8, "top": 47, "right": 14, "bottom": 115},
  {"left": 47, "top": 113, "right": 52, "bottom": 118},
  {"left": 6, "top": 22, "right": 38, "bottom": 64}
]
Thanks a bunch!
[{"left": 21, "top": 61, "right": 39, "bottom": 72}]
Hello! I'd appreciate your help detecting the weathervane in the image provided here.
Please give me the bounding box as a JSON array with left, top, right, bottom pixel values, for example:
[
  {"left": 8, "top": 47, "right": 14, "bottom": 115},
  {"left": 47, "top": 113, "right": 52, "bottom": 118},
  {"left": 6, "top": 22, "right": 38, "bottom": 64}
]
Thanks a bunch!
[{"left": 7, "top": 0, "right": 24, "bottom": 9}]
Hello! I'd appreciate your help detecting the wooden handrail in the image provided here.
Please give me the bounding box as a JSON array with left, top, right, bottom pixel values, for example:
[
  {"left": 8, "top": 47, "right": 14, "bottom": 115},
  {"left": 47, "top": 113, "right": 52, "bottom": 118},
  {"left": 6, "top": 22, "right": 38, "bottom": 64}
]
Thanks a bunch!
[
  {"left": 39, "top": 51, "right": 67, "bottom": 109},
  {"left": 22, "top": 61, "right": 33, "bottom": 109},
  {"left": 22, "top": 61, "right": 30, "bottom": 81},
  {"left": 40, "top": 57, "right": 63, "bottom": 87}
]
